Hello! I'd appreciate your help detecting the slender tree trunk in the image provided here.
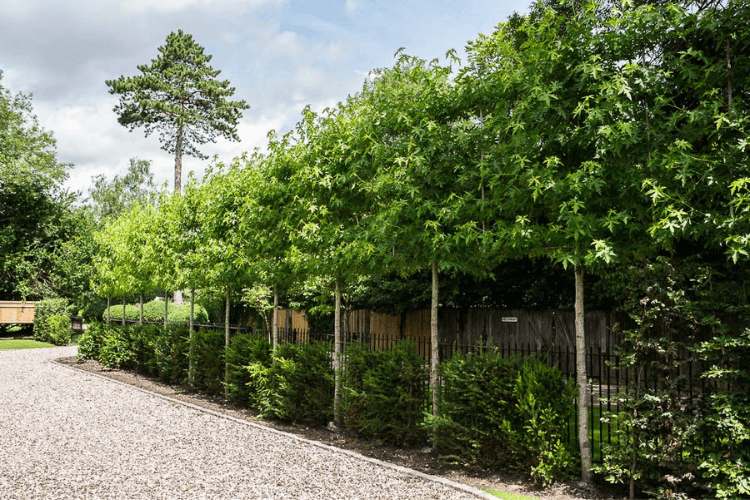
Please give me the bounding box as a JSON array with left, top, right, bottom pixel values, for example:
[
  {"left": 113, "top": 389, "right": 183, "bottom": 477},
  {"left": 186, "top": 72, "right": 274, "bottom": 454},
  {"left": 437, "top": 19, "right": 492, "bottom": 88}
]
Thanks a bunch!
[
  {"left": 575, "top": 265, "right": 592, "bottom": 482},
  {"left": 431, "top": 260, "right": 439, "bottom": 418},
  {"left": 189, "top": 287, "right": 195, "bottom": 385},
  {"left": 139, "top": 293, "right": 144, "bottom": 326},
  {"left": 334, "top": 279, "right": 342, "bottom": 426},
  {"left": 164, "top": 291, "right": 168, "bottom": 331},
  {"left": 225, "top": 287, "right": 230, "bottom": 398},
  {"left": 189, "top": 289, "right": 195, "bottom": 332},
  {"left": 175, "top": 124, "right": 183, "bottom": 194},
  {"left": 107, "top": 296, "right": 111, "bottom": 325},
  {"left": 122, "top": 298, "right": 126, "bottom": 326},
  {"left": 272, "top": 286, "right": 279, "bottom": 352}
]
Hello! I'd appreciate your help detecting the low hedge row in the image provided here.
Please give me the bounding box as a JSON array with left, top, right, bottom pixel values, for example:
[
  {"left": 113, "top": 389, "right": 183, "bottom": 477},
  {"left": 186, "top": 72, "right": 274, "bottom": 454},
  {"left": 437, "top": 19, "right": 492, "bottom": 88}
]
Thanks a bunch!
[
  {"left": 77, "top": 323, "right": 576, "bottom": 485},
  {"left": 105, "top": 299, "right": 209, "bottom": 324}
]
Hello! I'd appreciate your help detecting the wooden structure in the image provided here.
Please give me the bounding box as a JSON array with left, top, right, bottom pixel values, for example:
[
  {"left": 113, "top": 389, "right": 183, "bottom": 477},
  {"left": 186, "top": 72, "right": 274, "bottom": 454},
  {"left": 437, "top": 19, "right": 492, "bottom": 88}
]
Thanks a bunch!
[
  {"left": 0, "top": 301, "right": 35, "bottom": 324},
  {"left": 279, "top": 307, "right": 629, "bottom": 355}
]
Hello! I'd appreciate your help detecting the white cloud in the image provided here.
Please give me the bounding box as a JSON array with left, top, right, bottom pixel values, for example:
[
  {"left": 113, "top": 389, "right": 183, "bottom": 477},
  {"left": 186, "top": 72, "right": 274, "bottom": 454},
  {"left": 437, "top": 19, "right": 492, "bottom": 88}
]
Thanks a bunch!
[
  {"left": 345, "top": 0, "right": 363, "bottom": 14},
  {"left": 117, "top": 0, "right": 273, "bottom": 16}
]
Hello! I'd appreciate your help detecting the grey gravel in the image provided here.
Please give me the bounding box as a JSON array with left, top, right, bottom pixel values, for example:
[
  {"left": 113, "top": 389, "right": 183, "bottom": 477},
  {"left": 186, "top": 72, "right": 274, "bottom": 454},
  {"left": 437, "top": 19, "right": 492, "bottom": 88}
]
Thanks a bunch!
[{"left": 0, "top": 347, "right": 490, "bottom": 499}]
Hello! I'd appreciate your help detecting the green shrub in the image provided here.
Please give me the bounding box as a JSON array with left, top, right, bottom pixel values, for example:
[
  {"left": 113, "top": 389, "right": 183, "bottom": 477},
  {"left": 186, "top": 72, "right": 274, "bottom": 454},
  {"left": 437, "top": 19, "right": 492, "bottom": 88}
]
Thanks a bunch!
[
  {"left": 426, "top": 349, "right": 576, "bottom": 486},
  {"left": 46, "top": 314, "right": 72, "bottom": 346},
  {"left": 77, "top": 321, "right": 109, "bottom": 360},
  {"left": 225, "top": 333, "right": 271, "bottom": 405},
  {"left": 248, "top": 340, "right": 333, "bottom": 425},
  {"left": 34, "top": 298, "right": 71, "bottom": 345},
  {"left": 98, "top": 326, "right": 134, "bottom": 369},
  {"left": 106, "top": 299, "right": 209, "bottom": 324},
  {"left": 341, "top": 340, "right": 428, "bottom": 446},
  {"left": 126, "top": 324, "right": 161, "bottom": 376},
  {"left": 188, "top": 328, "right": 226, "bottom": 394},
  {"left": 153, "top": 325, "right": 189, "bottom": 384}
]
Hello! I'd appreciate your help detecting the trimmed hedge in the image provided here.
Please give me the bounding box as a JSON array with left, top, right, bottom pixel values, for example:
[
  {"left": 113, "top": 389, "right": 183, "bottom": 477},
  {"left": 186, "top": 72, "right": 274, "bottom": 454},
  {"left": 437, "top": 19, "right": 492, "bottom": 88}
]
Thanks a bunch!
[
  {"left": 225, "top": 333, "right": 272, "bottom": 405},
  {"left": 106, "top": 299, "right": 209, "bottom": 324},
  {"left": 426, "top": 350, "right": 577, "bottom": 487},
  {"left": 34, "top": 298, "right": 71, "bottom": 346},
  {"left": 248, "top": 341, "right": 334, "bottom": 425},
  {"left": 340, "top": 340, "right": 428, "bottom": 446}
]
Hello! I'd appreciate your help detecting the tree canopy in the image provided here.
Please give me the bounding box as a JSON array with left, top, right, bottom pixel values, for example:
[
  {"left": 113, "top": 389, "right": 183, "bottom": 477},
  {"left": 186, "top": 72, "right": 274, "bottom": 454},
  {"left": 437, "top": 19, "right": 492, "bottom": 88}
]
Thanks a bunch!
[{"left": 106, "top": 29, "right": 250, "bottom": 193}]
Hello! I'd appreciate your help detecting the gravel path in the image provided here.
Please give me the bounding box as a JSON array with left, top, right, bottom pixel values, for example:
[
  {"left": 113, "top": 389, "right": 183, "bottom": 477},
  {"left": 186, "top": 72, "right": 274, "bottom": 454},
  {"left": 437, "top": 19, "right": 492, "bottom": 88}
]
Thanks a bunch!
[{"left": 0, "top": 347, "right": 490, "bottom": 500}]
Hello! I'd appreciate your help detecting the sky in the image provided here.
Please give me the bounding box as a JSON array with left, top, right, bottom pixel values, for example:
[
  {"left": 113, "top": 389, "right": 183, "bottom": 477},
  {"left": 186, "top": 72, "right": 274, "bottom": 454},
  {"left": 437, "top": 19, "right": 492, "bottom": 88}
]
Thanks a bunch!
[{"left": 1, "top": 0, "right": 530, "bottom": 198}]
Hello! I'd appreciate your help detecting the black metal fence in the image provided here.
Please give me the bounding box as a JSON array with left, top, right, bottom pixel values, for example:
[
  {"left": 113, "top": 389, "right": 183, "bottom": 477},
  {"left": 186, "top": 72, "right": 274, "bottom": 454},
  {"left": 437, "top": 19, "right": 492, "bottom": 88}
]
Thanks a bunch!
[{"left": 104, "top": 320, "right": 713, "bottom": 464}]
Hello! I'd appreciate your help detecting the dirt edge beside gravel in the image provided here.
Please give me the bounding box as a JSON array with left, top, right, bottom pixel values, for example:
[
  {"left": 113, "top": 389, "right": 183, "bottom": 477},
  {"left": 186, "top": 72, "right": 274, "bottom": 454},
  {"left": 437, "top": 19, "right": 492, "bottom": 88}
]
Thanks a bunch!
[{"left": 55, "top": 356, "right": 622, "bottom": 500}]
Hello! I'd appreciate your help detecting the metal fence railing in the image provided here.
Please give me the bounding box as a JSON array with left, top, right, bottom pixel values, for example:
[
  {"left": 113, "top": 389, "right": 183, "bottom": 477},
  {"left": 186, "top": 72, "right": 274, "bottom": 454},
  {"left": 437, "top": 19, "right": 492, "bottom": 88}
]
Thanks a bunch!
[{"left": 104, "top": 320, "right": 715, "bottom": 463}]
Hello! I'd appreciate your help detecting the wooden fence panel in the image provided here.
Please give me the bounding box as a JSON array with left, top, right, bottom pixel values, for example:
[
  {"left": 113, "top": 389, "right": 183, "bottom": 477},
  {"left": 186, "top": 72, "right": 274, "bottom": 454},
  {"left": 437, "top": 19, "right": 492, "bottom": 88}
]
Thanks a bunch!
[
  {"left": 0, "top": 301, "right": 35, "bottom": 324},
  {"left": 280, "top": 307, "right": 622, "bottom": 356}
]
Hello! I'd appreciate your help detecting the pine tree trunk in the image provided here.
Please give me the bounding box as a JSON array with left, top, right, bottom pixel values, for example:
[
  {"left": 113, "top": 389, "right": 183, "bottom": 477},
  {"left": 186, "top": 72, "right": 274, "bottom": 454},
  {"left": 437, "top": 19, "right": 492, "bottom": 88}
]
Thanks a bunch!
[
  {"left": 272, "top": 286, "right": 279, "bottom": 352},
  {"left": 575, "top": 265, "right": 592, "bottom": 482},
  {"left": 431, "top": 260, "right": 439, "bottom": 418},
  {"left": 334, "top": 279, "right": 342, "bottom": 426},
  {"left": 175, "top": 123, "right": 183, "bottom": 194}
]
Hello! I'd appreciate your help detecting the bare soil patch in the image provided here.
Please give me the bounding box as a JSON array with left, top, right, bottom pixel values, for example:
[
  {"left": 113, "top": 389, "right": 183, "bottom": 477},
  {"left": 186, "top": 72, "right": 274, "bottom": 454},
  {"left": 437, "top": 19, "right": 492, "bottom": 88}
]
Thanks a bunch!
[{"left": 56, "top": 356, "right": 624, "bottom": 500}]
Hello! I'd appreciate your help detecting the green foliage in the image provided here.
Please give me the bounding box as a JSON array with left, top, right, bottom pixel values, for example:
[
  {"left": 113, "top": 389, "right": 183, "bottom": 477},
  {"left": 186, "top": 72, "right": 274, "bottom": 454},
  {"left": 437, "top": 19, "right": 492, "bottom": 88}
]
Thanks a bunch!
[
  {"left": 340, "top": 341, "right": 428, "bottom": 446},
  {"left": 247, "top": 341, "right": 333, "bottom": 425},
  {"left": 595, "top": 257, "right": 750, "bottom": 498},
  {"left": 152, "top": 325, "right": 189, "bottom": 384},
  {"left": 426, "top": 350, "right": 576, "bottom": 486},
  {"left": 33, "top": 298, "right": 70, "bottom": 345},
  {"left": 89, "top": 158, "right": 158, "bottom": 223},
  {"left": 0, "top": 72, "right": 97, "bottom": 304},
  {"left": 106, "top": 299, "right": 208, "bottom": 324},
  {"left": 224, "top": 333, "right": 271, "bottom": 405},
  {"left": 98, "top": 326, "right": 134, "bottom": 369},
  {"left": 45, "top": 315, "right": 72, "bottom": 346},
  {"left": 77, "top": 321, "right": 108, "bottom": 360},
  {"left": 188, "top": 328, "right": 225, "bottom": 394}
]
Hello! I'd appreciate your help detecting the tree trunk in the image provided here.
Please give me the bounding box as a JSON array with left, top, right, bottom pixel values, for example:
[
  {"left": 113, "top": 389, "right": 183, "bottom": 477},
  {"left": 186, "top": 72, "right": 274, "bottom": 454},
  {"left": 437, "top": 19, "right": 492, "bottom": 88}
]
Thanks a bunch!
[
  {"left": 431, "top": 260, "right": 439, "bottom": 418},
  {"left": 175, "top": 123, "right": 183, "bottom": 194},
  {"left": 122, "top": 298, "right": 126, "bottom": 326},
  {"left": 189, "top": 288, "right": 195, "bottom": 385},
  {"left": 164, "top": 291, "right": 168, "bottom": 331},
  {"left": 334, "top": 279, "right": 342, "bottom": 426},
  {"left": 189, "top": 289, "right": 195, "bottom": 332},
  {"left": 139, "top": 293, "right": 144, "bottom": 326},
  {"left": 272, "top": 286, "right": 279, "bottom": 352},
  {"left": 107, "top": 296, "right": 111, "bottom": 325},
  {"left": 575, "top": 265, "right": 592, "bottom": 482},
  {"left": 225, "top": 287, "right": 230, "bottom": 398}
]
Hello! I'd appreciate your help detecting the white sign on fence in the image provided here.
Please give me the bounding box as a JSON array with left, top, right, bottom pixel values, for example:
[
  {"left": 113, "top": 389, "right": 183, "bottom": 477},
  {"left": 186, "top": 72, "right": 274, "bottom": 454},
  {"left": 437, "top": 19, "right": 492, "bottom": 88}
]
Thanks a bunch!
[{"left": 501, "top": 317, "right": 518, "bottom": 323}]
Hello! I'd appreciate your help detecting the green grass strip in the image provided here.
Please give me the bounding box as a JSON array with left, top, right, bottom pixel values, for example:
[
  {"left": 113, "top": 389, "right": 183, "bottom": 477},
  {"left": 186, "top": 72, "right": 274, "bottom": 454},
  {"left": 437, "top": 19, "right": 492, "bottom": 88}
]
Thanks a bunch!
[
  {"left": 0, "top": 339, "right": 56, "bottom": 350},
  {"left": 483, "top": 490, "right": 540, "bottom": 500}
]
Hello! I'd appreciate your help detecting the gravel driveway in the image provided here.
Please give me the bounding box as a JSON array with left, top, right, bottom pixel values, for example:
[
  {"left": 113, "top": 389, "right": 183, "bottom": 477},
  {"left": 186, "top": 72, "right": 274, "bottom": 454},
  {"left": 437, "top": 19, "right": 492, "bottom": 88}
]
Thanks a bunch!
[{"left": 0, "top": 347, "right": 489, "bottom": 500}]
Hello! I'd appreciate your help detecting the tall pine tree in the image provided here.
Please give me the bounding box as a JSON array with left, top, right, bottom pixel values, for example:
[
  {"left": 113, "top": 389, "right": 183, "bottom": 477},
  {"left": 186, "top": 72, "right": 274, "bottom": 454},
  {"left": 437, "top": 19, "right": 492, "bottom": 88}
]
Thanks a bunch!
[{"left": 106, "top": 30, "right": 249, "bottom": 193}]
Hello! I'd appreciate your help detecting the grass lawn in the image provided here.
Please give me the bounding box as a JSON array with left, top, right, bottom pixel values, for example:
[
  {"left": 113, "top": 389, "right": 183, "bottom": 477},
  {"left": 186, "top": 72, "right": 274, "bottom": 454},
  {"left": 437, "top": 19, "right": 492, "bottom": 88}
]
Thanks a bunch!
[
  {"left": 483, "top": 490, "right": 539, "bottom": 500},
  {"left": 0, "top": 339, "right": 56, "bottom": 350}
]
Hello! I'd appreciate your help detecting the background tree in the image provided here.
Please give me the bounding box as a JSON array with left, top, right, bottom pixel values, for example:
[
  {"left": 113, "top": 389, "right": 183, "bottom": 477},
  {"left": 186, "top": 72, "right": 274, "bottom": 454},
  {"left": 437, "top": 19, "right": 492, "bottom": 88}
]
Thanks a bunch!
[
  {"left": 0, "top": 71, "right": 96, "bottom": 308},
  {"left": 88, "top": 157, "right": 158, "bottom": 223},
  {"left": 105, "top": 29, "right": 249, "bottom": 193}
]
